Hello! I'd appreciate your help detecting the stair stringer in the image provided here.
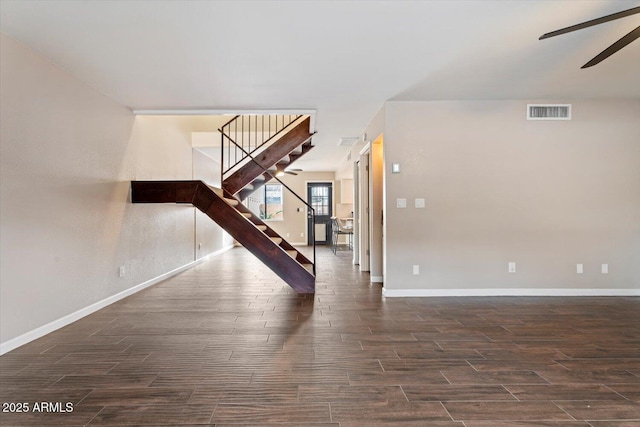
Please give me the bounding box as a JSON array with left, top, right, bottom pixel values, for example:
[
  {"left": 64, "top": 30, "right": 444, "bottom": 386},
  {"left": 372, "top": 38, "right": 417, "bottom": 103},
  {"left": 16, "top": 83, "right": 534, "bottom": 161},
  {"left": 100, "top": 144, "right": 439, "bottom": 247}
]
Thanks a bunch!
[
  {"left": 131, "top": 180, "right": 315, "bottom": 293},
  {"left": 222, "top": 188, "right": 314, "bottom": 267}
]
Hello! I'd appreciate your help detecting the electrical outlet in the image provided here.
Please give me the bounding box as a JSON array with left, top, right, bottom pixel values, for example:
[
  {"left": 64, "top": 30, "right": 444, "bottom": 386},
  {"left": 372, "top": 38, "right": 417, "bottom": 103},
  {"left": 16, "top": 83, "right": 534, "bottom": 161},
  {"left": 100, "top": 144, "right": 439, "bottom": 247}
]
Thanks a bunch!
[
  {"left": 300, "top": 232, "right": 304, "bottom": 237},
  {"left": 286, "top": 233, "right": 290, "bottom": 237},
  {"left": 601, "top": 263, "right": 609, "bottom": 274},
  {"left": 119, "top": 266, "right": 125, "bottom": 277},
  {"left": 412, "top": 265, "right": 419, "bottom": 275},
  {"left": 397, "top": 198, "right": 407, "bottom": 208},
  {"left": 577, "top": 264, "right": 583, "bottom": 274},
  {"left": 508, "top": 262, "right": 516, "bottom": 273}
]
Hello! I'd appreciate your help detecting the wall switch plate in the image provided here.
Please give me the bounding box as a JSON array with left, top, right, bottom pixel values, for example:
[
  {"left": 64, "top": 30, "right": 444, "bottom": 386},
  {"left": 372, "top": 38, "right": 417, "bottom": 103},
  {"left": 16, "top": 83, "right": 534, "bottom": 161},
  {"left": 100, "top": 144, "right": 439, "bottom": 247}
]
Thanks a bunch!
[
  {"left": 397, "top": 198, "right": 407, "bottom": 208},
  {"left": 300, "top": 232, "right": 304, "bottom": 237},
  {"left": 415, "top": 198, "right": 425, "bottom": 208},
  {"left": 119, "top": 266, "right": 125, "bottom": 277},
  {"left": 508, "top": 262, "right": 516, "bottom": 273},
  {"left": 198, "top": 242, "right": 202, "bottom": 250},
  {"left": 286, "top": 233, "right": 290, "bottom": 237},
  {"left": 601, "top": 263, "right": 609, "bottom": 274},
  {"left": 392, "top": 163, "right": 401, "bottom": 174},
  {"left": 413, "top": 265, "right": 419, "bottom": 275},
  {"left": 577, "top": 264, "right": 583, "bottom": 274}
]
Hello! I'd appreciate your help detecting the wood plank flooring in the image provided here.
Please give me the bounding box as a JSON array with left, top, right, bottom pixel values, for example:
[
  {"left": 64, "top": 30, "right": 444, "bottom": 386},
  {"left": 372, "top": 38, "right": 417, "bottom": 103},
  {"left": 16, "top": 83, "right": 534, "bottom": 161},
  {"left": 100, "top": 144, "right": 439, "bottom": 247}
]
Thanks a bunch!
[{"left": 1, "top": 246, "right": 639, "bottom": 425}]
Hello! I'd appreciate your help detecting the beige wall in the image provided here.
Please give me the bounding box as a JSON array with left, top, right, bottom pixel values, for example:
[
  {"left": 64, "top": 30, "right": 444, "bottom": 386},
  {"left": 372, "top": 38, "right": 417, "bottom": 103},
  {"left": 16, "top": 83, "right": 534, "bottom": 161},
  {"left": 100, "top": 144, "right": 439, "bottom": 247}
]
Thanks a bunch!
[
  {"left": 383, "top": 100, "right": 640, "bottom": 294},
  {"left": 264, "top": 171, "right": 335, "bottom": 245},
  {"left": 0, "top": 34, "right": 229, "bottom": 350}
]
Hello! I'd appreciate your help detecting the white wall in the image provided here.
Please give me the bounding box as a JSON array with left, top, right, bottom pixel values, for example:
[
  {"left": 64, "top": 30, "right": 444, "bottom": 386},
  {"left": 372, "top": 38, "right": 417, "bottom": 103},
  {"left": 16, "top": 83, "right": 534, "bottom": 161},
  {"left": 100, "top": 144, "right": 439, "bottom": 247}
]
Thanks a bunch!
[
  {"left": 382, "top": 100, "right": 640, "bottom": 295},
  {"left": 0, "top": 34, "right": 228, "bottom": 351}
]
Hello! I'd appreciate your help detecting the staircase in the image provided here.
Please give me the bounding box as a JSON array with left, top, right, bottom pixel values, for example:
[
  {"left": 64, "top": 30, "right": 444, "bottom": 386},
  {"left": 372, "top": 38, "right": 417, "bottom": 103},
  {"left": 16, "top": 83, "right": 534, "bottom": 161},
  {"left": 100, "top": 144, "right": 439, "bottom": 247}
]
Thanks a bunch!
[
  {"left": 131, "top": 114, "right": 316, "bottom": 293},
  {"left": 221, "top": 115, "right": 314, "bottom": 200}
]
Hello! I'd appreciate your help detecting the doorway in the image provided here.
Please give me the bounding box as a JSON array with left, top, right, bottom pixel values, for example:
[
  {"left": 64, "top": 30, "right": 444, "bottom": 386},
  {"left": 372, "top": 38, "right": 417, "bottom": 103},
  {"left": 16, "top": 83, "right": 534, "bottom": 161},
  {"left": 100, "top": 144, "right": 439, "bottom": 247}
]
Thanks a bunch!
[
  {"left": 307, "top": 182, "right": 332, "bottom": 245},
  {"left": 358, "top": 152, "right": 370, "bottom": 272}
]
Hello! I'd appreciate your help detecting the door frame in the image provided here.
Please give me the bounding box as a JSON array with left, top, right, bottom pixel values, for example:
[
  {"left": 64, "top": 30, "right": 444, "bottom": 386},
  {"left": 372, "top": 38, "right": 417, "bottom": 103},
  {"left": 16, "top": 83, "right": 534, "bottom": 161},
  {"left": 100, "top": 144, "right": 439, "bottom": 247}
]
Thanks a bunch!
[
  {"left": 358, "top": 145, "right": 371, "bottom": 272},
  {"left": 305, "top": 180, "right": 335, "bottom": 245},
  {"left": 352, "top": 161, "right": 360, "bottom": 265}
]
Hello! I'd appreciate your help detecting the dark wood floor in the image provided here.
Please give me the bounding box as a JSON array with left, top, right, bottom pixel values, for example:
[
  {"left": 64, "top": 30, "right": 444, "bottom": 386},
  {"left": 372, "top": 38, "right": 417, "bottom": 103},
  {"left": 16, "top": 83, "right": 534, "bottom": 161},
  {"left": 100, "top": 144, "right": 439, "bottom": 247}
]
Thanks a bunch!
[{"left": 1, "top": 247, "right": 639, "bottom": 426}]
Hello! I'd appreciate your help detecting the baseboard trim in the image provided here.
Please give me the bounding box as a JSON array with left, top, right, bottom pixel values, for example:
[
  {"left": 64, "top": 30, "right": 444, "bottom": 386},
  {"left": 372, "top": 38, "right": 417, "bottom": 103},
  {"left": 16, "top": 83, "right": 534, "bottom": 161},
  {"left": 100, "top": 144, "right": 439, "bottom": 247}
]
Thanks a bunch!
[
  {"left": 371, "top": 276, "right": 384, "bottom": 283},
  {"left": 382, "top": 287, "right": 640, "bottom": 298},
  {"left": 0, "top": 245, "right": 233, "bottom": 355}
]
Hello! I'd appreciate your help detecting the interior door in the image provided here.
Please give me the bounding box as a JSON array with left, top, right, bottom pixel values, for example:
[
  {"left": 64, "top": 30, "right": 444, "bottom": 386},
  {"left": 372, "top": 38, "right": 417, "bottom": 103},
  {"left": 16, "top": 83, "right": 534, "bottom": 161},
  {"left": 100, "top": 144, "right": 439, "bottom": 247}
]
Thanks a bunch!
[{"left": 307, "top": 182, "right": 332, "bottom": 245}]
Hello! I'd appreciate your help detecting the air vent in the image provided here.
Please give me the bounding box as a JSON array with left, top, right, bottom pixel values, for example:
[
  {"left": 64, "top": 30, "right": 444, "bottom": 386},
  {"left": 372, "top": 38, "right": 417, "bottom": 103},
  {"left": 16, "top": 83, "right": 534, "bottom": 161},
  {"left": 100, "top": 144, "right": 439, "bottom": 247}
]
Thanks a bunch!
[
  {"left": 527, "top": 104, "right": 571, "bottom": 120},
  {"left": 338, "top": 137, "right": 358, "bottom": 146}
]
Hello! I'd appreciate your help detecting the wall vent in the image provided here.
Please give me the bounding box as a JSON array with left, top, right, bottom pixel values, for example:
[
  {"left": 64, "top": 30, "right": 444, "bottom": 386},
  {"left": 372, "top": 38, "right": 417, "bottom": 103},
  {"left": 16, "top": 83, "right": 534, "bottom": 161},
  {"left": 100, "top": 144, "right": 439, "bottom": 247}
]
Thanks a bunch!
[{"left": 527, "top": 104, "right": 572, "bottom": 120}]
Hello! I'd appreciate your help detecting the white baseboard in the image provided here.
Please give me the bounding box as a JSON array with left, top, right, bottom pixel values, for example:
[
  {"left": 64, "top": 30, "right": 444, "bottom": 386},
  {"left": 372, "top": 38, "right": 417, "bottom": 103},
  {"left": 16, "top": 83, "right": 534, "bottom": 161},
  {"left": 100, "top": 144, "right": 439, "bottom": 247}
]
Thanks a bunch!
[
  {"left": 0, "top": 245, "right": 233, "bottom": 355},
  {"left": 371, "top": 276, "right": 384, "bottom": 283},
  {"left": 382, "top": 287, "right": 640, "bottom": 298}
]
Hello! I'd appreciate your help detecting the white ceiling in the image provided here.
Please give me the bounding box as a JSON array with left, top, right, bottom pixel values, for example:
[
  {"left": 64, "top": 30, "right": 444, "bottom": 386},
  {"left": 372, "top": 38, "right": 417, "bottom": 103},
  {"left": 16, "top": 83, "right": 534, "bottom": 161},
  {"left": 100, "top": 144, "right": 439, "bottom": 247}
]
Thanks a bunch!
[{"left": 2, "top": 0, "right": 639, "bottom": 171}]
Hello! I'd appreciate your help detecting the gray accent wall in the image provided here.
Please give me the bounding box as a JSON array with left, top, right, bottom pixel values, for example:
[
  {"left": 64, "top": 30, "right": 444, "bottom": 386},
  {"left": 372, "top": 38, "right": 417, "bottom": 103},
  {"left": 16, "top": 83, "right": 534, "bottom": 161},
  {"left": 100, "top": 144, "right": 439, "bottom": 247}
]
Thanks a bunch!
[
  {"left": 0, "top": 34, "right": 229, "bottom": 347},
  {"left": 382, "top": 100, "right": 640, "bottom": 293}
]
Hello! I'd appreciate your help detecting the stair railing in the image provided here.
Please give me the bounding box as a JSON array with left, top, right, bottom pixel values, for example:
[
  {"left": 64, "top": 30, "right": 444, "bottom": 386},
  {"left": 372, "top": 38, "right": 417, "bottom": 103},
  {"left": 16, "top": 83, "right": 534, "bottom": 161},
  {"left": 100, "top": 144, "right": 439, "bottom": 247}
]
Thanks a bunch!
[
  {"left": 218, "top": 132, "right": 316, "bottom": 276},
  {"left": 220, "top": 114, "right": 303, "bottom": 182}
]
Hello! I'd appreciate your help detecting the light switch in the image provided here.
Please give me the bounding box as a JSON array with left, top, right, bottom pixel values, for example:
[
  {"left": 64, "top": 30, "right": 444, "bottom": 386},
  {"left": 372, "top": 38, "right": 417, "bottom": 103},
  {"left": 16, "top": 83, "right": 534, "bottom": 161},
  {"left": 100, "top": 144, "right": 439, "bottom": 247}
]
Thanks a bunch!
[
  {"left": 415, "top": 198, "right": 425, "bottom": 208},
  {"left": 392, "top": 163, "right": 401, "bottom": 174},
  {"left": 396, "top": 198, "right": 407, "bottom": 208}
]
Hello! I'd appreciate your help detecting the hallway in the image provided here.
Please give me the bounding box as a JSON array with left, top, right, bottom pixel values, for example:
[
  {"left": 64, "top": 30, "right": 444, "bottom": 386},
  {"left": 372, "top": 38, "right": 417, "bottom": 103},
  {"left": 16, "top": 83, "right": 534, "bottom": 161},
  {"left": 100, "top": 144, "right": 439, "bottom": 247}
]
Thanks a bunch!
[{"left": 1, "top": 247, "right": 639, "bottom": 425}]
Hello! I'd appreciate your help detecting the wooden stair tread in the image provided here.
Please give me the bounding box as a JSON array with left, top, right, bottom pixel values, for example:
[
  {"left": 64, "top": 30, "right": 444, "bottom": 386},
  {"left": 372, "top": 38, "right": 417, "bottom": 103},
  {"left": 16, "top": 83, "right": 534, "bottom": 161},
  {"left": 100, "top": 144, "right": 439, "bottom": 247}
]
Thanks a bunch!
[
  {"left": 257, "top": 225, "right": 267, "bottom": 231},
  {"left": 242, "top": 212, "right": 252, "bottom": 218},
  {"left": 286, "top": 250, "right": 298, "bottom": 258},
  {"left": 270, "top": 237, "right": 282, "bottom": 244},
  {"left": 207, "top": 185, "right": 239, "bottom": 205}
]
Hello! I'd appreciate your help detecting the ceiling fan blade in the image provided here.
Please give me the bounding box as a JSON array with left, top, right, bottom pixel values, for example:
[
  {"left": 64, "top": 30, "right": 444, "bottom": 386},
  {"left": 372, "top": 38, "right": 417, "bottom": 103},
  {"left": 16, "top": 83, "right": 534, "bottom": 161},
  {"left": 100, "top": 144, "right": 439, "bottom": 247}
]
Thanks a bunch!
[
  {"left": 539, "top": 6, "right": 640, "bottom": 40},
  {"left": 581, "top": 25, "right": 640, "bottom": 68},
  {"left": 285, "top": 171, "right": 298, "bottom": 176}
]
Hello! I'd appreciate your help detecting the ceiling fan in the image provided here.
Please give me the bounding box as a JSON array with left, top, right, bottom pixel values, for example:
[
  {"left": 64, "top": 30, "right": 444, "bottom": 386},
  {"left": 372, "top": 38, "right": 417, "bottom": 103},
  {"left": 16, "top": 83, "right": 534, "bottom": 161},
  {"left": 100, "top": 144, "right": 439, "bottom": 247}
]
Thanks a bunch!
[
  {"left": 269, "top": 166, "right": 303, "bottom": 177},
  {"left": 539, "top": 6, "right": 640, "bottom": 68}
]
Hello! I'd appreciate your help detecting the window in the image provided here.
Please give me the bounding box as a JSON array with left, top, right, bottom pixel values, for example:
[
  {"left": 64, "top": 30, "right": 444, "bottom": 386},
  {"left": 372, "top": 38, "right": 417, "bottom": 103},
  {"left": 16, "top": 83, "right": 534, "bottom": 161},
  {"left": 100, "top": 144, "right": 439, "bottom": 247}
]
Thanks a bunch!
[
  {"left": 260, "top": 184, "right": 283, "bottom": 220},
  {"left": 310, "top": 185, "right": 330, "bottom": 216}
]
